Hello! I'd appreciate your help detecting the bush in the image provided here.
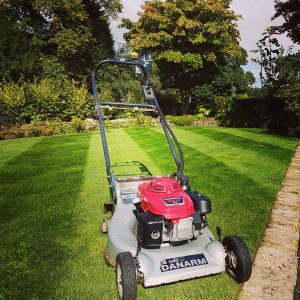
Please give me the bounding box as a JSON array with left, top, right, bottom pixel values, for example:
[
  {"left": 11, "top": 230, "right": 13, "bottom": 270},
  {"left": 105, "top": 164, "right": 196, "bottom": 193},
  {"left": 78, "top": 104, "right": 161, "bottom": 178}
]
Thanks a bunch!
[
  {"left": 0, "top": 100, "right": 21, "bottom": 126},
  {"left": 104, "top": 119, "right": 137, "bottom": 129},
  {"left": 0, "top": 78, "right": 93, "bottom": 125},
  {"left": 0, "top": 120, "right": 80, "bottom": 140},
  {"left": 214, "top": 96, "right": 233, "bottom": 125},
  {"left": 47, "top": 120, "right": 76, "bottom": 135},
  {"left": 71, "top": 117, "right": 86, "bottom": 133},
  {"left": 166, "top": 115, "right": 196, "bottom": 126},
  {"left": 136, "top": 113, "right": 155, "bottom": 127},
  {"left": 0, "top": 81, "right": 26, "bottom": 125},
  {"left": 103, "top": 115, "right": 158, "bottom": 129},
  {"left": 195, "top": 106, "right": 211, "bottom": 119}
]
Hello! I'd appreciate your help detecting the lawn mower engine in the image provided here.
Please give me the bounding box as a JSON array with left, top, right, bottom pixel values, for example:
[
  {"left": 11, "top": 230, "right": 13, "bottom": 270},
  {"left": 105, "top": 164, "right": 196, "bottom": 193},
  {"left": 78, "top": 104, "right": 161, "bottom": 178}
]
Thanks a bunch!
[{"left": 134, "top": 177, "right": 211, "bottom": 249}]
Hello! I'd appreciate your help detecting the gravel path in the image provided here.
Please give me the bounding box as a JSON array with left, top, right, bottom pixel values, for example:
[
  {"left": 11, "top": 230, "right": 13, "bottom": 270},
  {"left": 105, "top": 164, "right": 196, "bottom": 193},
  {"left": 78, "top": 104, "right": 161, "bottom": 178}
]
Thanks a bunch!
[{"left": 238, "top": 142, "right": 300, "bottom": 300}]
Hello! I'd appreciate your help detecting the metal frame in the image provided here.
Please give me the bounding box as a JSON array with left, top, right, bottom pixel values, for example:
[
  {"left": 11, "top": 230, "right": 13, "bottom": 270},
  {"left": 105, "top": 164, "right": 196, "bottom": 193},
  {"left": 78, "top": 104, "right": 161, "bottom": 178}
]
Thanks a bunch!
[{"left": 91, "top": 59, "right": 184, "bottom": 189}]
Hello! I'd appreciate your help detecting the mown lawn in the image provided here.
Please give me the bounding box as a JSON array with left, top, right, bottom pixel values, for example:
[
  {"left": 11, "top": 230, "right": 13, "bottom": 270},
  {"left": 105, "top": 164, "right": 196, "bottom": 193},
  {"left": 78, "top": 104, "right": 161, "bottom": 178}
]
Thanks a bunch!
[{"left": 0, "top": 127, "right": 297, "bottom": 300}]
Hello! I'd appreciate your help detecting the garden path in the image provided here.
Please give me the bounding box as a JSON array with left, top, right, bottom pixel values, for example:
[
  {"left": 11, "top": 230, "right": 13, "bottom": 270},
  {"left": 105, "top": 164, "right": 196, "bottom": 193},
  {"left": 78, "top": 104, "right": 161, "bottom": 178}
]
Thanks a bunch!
[{"left": 238, "top": 143, "right": 300, "bottom": 300}]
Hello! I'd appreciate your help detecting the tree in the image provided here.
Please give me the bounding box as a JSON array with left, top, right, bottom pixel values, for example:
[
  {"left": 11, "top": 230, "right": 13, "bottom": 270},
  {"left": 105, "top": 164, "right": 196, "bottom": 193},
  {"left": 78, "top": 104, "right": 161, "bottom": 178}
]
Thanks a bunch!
[
  {"left": 211, "top": 49, "right": 255, "bottom": 96},
  {"left": 0, "top": 0, "right": 122, "bottom": 81},
  {"left": 275, "top": 52, "right": 300, "bottom": 136},
  {"left": 121, "top": 0, "right": 241, "bottom": 114},
  {"left": 272, "top": 0, "right": 300, "bottom": 44},
  {"left": 193, "top": 48, "right": 255, "bottom": 112},
  {"left": 251, "top": 28, "right": 283, "bottom": 89}
]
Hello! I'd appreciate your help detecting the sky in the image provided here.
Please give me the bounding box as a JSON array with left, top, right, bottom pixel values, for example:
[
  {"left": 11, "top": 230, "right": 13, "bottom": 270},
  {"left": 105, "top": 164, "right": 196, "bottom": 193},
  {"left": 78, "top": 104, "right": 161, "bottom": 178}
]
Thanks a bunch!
[{"left": 110, "top": 0, "right": 298, "bottom": 86}]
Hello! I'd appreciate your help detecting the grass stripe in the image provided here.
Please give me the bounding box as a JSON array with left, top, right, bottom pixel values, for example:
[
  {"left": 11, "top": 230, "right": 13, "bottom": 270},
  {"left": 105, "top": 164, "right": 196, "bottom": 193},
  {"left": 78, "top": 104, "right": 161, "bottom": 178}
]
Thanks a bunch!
[
  {"left": 0, "top": 134, "right": 92, "bottom": 299},
  {"left": 106, "top": 128, "right": 162, "bottom": 177},
  {"left": 170, "top": 127, "right": 295, "bottom": 189},
  {"left": 125, "top": 126, "right": 297, "bottom": 299},
  {"left": 52, "top": 133, "right": 116, "bottom": 299},
  {"left": 0, "top": 137, "right": 40, "bottom": 166},
  {"left": 0, "top": 128, "right": 297, "bottom": 300},
  {"left": 196, "top": 127, "right": 297, "bottom": 150}
]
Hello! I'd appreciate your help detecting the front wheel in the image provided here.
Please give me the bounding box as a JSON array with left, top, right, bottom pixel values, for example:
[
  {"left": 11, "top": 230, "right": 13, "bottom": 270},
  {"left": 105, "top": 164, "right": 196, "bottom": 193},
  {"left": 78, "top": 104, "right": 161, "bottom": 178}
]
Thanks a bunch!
[
  {"left": 222, "top": 235, "right": 252, "bottom": 283},
  {"left": 116, "top": 252, "right": 137, "bottom": 300}
]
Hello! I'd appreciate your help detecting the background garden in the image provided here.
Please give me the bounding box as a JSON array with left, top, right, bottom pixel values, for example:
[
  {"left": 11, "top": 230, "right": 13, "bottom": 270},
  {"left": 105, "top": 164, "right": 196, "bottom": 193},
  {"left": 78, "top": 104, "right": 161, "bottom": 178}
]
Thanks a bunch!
[
  {"left": 0, "top": 0, "right": 299, "bottom": 299},
  {"left": 0, "top": 0, "right": 299, "bottom": 138}
]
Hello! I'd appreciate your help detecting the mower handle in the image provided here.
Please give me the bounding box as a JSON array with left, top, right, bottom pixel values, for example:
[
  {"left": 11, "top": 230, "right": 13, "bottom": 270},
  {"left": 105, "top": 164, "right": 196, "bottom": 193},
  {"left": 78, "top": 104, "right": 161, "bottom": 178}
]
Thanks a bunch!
[
  {"left": 92, "top": 58, "right": 185, "bottom": 185},
  {"left": 93, "top": 58, "right": 149, "bottom": 83}
]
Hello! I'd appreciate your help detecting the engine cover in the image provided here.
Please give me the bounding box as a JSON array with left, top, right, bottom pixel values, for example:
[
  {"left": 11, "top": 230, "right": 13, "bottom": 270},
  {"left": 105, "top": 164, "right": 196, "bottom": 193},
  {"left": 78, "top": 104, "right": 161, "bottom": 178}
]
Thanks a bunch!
[
  {"left": 138, "top": 177, "right": 194, "bottom": 220},
  {"left": 170, "top": 217, "right": 194, "bottom": 242}
]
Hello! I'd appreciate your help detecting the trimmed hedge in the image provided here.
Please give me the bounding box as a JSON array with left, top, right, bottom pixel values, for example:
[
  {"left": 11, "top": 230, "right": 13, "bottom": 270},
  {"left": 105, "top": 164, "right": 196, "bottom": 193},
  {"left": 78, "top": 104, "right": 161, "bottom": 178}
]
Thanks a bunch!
[
  {"left": 222, "top": 97, "right": 300, "bottom": 137},
  {"left": 166, "top": 115, "right": 197, "bottom": 126}
]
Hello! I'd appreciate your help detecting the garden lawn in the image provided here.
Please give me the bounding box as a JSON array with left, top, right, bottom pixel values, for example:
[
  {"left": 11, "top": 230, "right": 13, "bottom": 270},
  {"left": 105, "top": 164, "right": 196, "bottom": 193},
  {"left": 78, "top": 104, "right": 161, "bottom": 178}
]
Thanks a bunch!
[{"left": 0, "top": 127, "right": 297, "bottom": 300}]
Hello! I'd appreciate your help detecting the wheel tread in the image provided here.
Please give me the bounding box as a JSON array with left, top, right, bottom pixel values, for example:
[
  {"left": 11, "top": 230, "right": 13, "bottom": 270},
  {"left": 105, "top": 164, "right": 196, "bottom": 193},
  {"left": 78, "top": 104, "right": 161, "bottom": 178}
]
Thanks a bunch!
[
  {"left": 116, "top": 251, "right": 137, "bottom": 300},
  {"left": 223, "top": 235, "right": 252, "bottom": 283}
]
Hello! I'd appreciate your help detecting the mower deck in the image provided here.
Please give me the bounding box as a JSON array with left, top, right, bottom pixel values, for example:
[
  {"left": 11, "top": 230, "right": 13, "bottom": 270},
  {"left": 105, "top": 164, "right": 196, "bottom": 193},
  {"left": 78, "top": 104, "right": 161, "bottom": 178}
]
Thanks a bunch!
[{"left": 105, "top": 177, "right": 226, "bottom": 287}]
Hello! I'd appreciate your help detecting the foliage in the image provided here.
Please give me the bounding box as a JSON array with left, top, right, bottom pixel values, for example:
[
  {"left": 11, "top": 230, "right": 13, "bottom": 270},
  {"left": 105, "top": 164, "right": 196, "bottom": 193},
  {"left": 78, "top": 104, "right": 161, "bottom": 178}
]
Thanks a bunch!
[
  {"left": 96, "top": 64, "right": 144, "bottom": 105},
  {"left": 251, "top": 28, "right": 284, "bottom": 88},
  {"left": 166, "top": 115, "right": 197, "bottom": 126},
  {"left": 250, "top": 28, "right": 300, "bottom": 139},
  {"left": 0, "top": 121, "right": 82, "bottom": 140},
  {"left": 272, "top": 0, "right": 300, "bottom": 45},
  {"left": 218, "top": 96, "right": 300, "bottom": 137},
  {"left": 0, "top": 0, "right": 121, "bottom": 81},
  {"left": 71, "top": 117, "right": 86, "bottom": 133},
  {"left": 0, "top": 117, "right": 94, "bottom": 140},
  {"left": 0, "top": 79, "right": 93, "bottom": 123},
  {"left": 276, "top": 53, "right": 300, "bottom": 136},
  {"left": 136, "top": 113, "right": 156, "bottom": 127},
  {"left": 196, "top": 106, "right": 211, "bottom": 119},
  {"left": 0, "top": 100, "right": 21, "bottom": 126},
  {"left": 193, "top": 48, "right": 255, "bottom": 114},
  {"left": 0, "top": 81, "right": 26, "bottom": 125},
  {"left": 121, "top": 0, "right": 242, "bottom": 114},
  {"left": 214, "top": 95, "right": 233, "bottom": 123},
  {"left": 211, "top": 51, "right": 255, "bottom": 96},
  {"left": 103, "top": 117, "right": 157, "bottom": 129},
  {"left": 275, "top": 52, "right": 300, "bottom": 93}
]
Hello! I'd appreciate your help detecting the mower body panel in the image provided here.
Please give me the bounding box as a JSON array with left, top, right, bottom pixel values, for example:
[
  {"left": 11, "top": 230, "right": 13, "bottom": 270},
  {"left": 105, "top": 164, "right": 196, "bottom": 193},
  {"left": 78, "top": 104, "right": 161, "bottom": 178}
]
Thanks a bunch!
[
  {"left": 105, "top": 178, "right": 226, "bottom": 286},
  {"left": 139, "top": 235, "right": 226, "bottom": 287}
]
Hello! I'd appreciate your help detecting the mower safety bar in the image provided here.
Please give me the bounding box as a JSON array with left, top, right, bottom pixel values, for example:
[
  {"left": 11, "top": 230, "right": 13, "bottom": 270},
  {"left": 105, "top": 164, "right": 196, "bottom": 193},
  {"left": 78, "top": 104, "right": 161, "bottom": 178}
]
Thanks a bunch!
[
  {"left": 97, "top": 102, "right": 156, "bottom": 110},
  {"left": 96, "top": 102, "right": 157, "bottom": 113}
]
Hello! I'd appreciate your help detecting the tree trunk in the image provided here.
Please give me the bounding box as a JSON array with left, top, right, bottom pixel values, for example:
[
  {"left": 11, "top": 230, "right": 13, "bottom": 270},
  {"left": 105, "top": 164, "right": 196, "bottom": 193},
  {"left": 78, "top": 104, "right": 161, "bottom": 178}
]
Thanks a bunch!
[{"left": 181, "top": 89, "right": 192, "bottom": 115}]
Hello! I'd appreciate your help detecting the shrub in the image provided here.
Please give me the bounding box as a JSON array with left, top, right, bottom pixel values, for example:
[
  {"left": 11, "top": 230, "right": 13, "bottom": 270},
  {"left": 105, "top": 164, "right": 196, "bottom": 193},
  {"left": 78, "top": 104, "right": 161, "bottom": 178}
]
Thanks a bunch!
[
  {"left": 166, "top": 115, "right": 196, "bottom": 126},
  {"left": 71, "top": 117, "right": 86, "bottom": 133},
  {"left": 103, "top": 115, "right": 158, "bottom": 129},
  {"left": 214, "top": 96, "right": 233, "bottom": 124},
  {"left": 0, "top": 100, "right": 21, "bottom": 126},
  {"left": 136, "top": 113, "right": 155, "bottom": 127},
  {"left": 104, "top": 119, "right": 137, "bottom": 129},
  {"left": 0, "top": 81, "right": 25, "bottom": 125},
  {"left": 195, "top": 106, "right": 211, "bottom": 119},
  {"left": 0, "top": 81, "right": 26, "bottom": 110},
  {"left": 47, "top": 120, "right": 76, "bottom": 135},
  {"left": 0, "top": 78, "right": 93, "bottom": 124}
]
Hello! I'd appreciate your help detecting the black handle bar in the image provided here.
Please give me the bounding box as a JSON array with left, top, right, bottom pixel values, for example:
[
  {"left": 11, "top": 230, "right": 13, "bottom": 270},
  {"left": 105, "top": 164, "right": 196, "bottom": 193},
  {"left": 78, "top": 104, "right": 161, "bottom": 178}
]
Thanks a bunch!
[{"left": 93, "top": 58, "right": 149, "bottom": 82}]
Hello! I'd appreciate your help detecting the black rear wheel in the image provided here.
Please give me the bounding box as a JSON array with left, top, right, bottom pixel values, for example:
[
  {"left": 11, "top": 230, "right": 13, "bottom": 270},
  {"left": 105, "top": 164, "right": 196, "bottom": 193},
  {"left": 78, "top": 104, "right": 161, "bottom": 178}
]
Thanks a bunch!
[
  {"left": 222, "top": 235, "right": 252, "bottom": 283},
  {"left": 116, "top": 252, "right": 137, "bottom": 300}
]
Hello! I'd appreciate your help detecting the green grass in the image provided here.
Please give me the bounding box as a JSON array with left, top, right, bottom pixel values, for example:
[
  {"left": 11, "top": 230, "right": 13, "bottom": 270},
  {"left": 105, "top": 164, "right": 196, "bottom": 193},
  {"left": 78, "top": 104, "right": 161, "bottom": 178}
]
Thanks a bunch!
[{"left": 0, "top": 127, "right": 297, "bottom": 300}]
